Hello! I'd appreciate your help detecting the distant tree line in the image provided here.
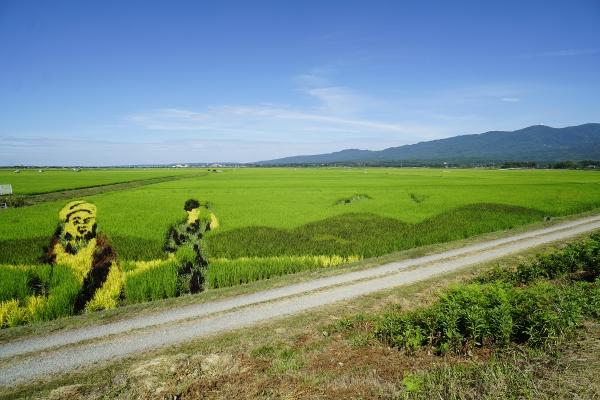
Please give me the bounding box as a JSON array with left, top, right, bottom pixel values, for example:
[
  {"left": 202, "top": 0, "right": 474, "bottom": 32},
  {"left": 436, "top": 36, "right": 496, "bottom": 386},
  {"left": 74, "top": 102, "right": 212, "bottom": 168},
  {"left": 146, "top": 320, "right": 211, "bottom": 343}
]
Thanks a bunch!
[
  {"left": 252, "top": 159, "right": 600, "bottom": 169},
  {"left": 500, "top": 160, "right": 600, "bottom": 169}
]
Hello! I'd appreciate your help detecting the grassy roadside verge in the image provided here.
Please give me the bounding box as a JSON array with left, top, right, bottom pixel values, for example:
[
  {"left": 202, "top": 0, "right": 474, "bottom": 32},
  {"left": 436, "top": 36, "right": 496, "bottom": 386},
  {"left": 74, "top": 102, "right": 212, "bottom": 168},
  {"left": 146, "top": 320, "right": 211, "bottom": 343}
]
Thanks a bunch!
[
  {"left": 1, "top": 208, "right": 598, "bottom": 343},
  {"left": 1, "top": 228, "right": 599, "bottom": 399}
]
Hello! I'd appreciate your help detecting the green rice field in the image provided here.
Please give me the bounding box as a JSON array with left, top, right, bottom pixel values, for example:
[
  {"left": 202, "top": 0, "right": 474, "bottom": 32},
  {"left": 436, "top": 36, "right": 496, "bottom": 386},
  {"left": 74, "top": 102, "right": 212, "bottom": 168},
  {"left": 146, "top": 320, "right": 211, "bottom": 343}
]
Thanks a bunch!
[
  {"left": 2, "top": 167, "right": 600, "bottom": 265},
  {"left": 1, "top": 167, "right": 600, "bottom": 325},
  {"left": 0, "top": 168, "right": 197, "bottom": 195}
]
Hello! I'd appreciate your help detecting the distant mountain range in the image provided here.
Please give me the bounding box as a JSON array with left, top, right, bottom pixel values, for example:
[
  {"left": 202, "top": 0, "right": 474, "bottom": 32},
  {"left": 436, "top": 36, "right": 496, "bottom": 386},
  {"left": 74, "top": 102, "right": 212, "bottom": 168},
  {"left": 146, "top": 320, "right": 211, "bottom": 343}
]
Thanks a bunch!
[{"left": 256, "top": 123, "right": 600, "bottom": 165}]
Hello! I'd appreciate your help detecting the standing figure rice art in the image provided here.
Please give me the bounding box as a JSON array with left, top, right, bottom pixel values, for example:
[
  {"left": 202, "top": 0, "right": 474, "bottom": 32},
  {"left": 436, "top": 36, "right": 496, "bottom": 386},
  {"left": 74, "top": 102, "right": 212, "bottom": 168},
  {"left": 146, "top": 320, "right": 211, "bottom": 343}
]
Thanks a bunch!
[{"left": 0, "top": 198, "right": 218, "bottom": 328}]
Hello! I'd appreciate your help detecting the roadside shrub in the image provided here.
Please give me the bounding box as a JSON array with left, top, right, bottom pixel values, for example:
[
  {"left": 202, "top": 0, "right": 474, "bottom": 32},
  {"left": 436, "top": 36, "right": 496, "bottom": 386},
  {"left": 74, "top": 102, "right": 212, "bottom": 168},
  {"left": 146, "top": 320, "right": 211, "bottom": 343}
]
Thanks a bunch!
[
  {"left": 375, "top": 312, "right": 427, "bottom": 353},
  {"left": 376, "top": 283, "right": 513, "bottom": 354},
  {"left": 477, "top": 233, "right": 600, "bottom": 286},
  {"left": 580, "top": 234, "right": 600, "bottom": 277},
  {"left": 376, "top": 280, "right": 595, "bottom": 353},
  {"left": 582, "top": 278, "right": 600, "bottom": 320},
  {"left": 510, "top": 282, "right": 585, "bottom": 348}
]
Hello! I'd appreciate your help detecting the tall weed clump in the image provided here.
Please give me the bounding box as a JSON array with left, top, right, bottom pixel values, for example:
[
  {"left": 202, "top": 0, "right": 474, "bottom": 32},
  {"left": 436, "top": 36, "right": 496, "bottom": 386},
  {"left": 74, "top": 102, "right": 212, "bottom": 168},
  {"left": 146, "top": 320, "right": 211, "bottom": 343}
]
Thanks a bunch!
[
  {"left": 376, "top": 281, "right": 591, "bottom": 354},
  {"left": 376, "top": 283, "right": 514, "bottom": 354},
  {"left": 477, "top": 232, "right": 600, "bottom": 285},
  {"left": 375, "top": 233, "right": 600, "bottom": 354}
]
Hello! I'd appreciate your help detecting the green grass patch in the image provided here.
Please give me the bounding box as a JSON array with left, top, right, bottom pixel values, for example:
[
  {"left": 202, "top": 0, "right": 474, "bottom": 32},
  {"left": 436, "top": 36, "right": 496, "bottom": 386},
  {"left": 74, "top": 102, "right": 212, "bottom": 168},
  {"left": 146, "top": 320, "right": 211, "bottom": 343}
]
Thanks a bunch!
[
  {"left": 399, "top": 358, "right": 535, "bottom": 400},
  {"left": 374, "top": 233, "right": 600, "bottom": 354},
  {"left": 0, "top": 168, "right": 198, "bottom": 195}
]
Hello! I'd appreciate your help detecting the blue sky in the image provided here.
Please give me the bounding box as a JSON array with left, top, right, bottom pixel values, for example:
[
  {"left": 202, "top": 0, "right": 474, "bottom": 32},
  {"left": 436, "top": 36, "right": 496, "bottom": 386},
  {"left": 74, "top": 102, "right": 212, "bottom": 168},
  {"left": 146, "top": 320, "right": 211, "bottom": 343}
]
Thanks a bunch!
[{"left": 0, "top": 0, "right": 599, "bottom": 165}]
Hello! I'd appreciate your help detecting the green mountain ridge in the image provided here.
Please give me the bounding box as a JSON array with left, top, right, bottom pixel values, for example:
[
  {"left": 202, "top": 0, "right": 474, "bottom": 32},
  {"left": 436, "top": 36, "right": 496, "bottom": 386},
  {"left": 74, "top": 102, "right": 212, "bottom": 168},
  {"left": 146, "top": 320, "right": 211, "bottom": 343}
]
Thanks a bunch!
[{"left": 257, "top": 123, "right": 600, "bottom": 165}]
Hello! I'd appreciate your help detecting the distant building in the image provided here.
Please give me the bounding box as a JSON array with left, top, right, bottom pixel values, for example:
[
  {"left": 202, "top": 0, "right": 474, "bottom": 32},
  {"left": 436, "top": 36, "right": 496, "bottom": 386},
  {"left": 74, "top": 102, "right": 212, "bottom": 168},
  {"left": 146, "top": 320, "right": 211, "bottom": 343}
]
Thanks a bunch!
[{"left": 0, "top": 184, "right": 13, "bottom": 195}]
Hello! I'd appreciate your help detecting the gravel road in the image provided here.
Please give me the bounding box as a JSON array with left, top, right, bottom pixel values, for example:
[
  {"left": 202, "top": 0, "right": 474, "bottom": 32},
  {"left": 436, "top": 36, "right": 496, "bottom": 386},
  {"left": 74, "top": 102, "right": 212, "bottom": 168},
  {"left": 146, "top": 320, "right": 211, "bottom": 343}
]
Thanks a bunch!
[{"left": 1, "top": 214, "right": 599, "bottom": 386}]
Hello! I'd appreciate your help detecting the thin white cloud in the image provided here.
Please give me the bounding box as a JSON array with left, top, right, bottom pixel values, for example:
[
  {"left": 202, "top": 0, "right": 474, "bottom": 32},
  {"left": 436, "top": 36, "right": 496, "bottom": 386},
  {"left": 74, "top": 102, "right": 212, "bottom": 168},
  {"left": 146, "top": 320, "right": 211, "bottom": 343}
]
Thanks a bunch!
[
  {"left": 128, "top": 105, "right": 427, "bottom": 136},
  {"left": 533, "top": 48, "right": 599, "bottom": 57},
  {"left": 128, "top": 108, "right": 210, "bottom": 130},
  {"left": 442, "top": 84, "right": 524, "bottom": 101},
  {"left": 0, "top": 134, "right": 416, "bottom": 165},
  {"left": 127, "top": 69, "right": 424, "bottom": 140},
  {"left": 15, "top": 70, "right": 551, "bottom": 165},
  {"left": 293, "top": 66, "right": 334, "bottom": 86},
  {"left": 306, "top": 86, "right": 364, "bottom": 115}
]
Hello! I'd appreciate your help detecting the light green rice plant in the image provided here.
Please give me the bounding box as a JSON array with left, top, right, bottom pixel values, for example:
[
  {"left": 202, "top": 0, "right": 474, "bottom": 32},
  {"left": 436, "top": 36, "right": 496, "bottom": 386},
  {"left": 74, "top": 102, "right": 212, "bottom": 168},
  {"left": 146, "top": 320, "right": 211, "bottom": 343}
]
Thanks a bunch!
[
  {"left": 207, "top": 255, "right": 360, "bottom": 288},
  {"left": 124, "top": 259, "right": 178, "bottom": 304},
  {"left": 3, "top": 168, "right": 600, "bottom": 264},
  {"left": 0, "top": 264, "right": 33, "bottom": 301}
]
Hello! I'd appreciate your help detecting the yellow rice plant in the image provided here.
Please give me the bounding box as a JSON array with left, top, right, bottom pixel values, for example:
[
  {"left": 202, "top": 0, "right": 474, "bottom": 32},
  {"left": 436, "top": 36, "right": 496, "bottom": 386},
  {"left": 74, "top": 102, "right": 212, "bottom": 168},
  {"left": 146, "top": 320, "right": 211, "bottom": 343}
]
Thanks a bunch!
[
  {"left": 54, "top": 238, "right": 97, "bottom": 281},
  {"left": 209, "top": 213, "right": 219, "bottom": 230},
  {"left": 187, "top": 206, "right": 219, "bottom": 230},
  {"left": 125, "top": 258, "right": 167, "bottom": 278},
  {"left": 187, "top": 208, "right": 200, "bottom": 224},
  {"left": 0, "top": 299, "right": 26, "bottom": 328},
  {"left": 211, "top": 254, "right": 360, "bottom": 268},
  {"left": 23, "top": 295, "right": 47, "bottom": 322},
  {"left": 314, "top": 254, "right": 349, "bottom": 267},
  {"left": 85, "top": 262, "right": 123, "bottom": 312},
  {"left": 58, "top": 200, "right": 96, "bottom": 220},
  {"left": 207, "top": 254, "right": 362, "bottom": 288},
  {"left": 59, "top": 200, "right": 97, "bottom": 240}
]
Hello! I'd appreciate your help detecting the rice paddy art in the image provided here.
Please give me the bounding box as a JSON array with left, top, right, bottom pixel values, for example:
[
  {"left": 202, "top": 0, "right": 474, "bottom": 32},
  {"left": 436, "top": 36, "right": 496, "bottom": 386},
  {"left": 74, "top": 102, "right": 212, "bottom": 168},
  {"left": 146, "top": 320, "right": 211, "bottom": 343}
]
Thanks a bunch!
[{"left": 1, "top": 167, "right": 599, "bottom": 327}]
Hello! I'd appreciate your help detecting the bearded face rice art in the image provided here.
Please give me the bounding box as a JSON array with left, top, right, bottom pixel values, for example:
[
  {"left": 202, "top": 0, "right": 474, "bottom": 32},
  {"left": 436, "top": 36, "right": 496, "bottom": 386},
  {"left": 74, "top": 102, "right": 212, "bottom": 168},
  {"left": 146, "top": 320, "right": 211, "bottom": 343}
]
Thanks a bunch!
[{"left": 58, "top": 201, "right": 97, "bottom": 252}]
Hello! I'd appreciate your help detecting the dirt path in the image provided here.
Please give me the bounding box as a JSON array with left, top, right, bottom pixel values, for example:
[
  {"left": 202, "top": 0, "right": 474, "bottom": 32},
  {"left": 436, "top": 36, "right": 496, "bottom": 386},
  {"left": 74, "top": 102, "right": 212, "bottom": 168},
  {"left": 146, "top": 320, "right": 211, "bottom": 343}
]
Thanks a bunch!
[{"left": 1, "top": 215, "right": 600, "bottom": 386}]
